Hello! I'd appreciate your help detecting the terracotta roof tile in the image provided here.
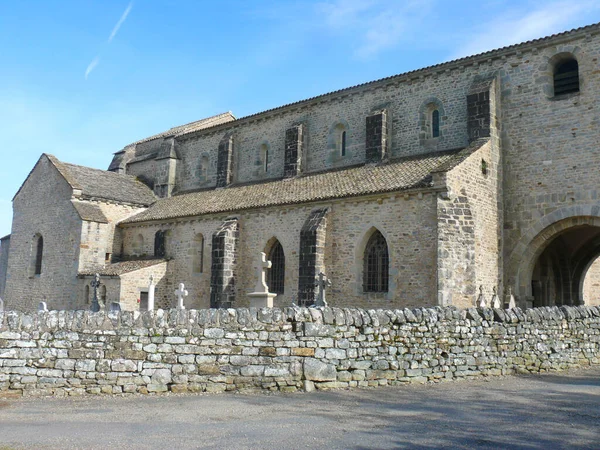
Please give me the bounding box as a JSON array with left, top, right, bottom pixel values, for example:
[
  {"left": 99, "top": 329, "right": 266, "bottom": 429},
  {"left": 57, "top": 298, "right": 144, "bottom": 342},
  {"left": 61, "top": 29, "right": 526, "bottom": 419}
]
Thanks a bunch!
[
  {"left": 72, "top": 201, "right": 109, "bottom": 224},
  {"left": 46, "top": 155, "right": 156, "bottom": 206},
  {"left": 79, "top": 259, "right": 166, "bottom": 277},
  {"left": 122, "top": 147, "right": 475, "bottom": 224}
]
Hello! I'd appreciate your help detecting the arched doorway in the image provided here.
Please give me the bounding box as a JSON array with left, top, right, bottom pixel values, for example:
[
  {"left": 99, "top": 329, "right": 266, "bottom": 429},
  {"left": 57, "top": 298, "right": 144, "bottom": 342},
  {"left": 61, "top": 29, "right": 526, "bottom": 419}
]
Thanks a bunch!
[{"left": 509, "top": 212, "right": 600, "bottom": 308}]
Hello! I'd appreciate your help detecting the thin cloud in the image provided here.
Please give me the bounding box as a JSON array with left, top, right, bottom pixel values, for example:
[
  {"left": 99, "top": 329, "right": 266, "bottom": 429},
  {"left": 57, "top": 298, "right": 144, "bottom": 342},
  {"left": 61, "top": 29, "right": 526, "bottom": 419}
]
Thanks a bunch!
[
  {"left": 84, "top": 2, "right": 134, "bottom": 79},
  {"left": 109, "top": 2, "right": 134, "bottom": 43},
  {"left": 315, "top": 0, "right": 432, "bottom": 59},
  {"left": 85, "top": 56, "right": 100, "bottom": 79},
  {"left": 452, "top": 1, "right": 600, "bottom": 59}
]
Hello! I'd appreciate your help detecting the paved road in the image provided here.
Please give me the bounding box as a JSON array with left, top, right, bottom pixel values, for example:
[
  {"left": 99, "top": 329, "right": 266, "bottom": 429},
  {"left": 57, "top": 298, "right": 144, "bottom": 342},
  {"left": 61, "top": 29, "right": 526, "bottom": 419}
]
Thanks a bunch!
[{"left": 1, "top": 367, "right": 599, "bottom": 449}]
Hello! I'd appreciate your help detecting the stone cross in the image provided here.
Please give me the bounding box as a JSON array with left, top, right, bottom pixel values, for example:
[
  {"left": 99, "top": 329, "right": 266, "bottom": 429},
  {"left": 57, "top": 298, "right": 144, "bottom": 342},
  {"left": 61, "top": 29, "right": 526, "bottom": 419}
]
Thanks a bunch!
[
  {"left": 90, "top": 273, "right": 102, "bottom": 313},
  {"left": 491, "top": 286, "right": 501, "bottom": 309},
  {"left": 477, "top": 285, "right": 486, "bottom": 308},
  {"left": 38, "top": 301, "right": 48, "bottom": 312},
  {"left": 0, "top": 297, "right": 4, "bottom": 312},
  {"left": 507, "top": 286, "right": 516, "bottom": 309},
  {"left": 315, "top": 272, "right": 331, "bottom": 307},
  {"left": 147, "top": 275, "right": 156, "bottom": 311},
  {"left": 254, "top": 252, "right": 271, "bottom": 293},
  {"left": 174, "top": 283, "right": 188, "bottom": 310}
]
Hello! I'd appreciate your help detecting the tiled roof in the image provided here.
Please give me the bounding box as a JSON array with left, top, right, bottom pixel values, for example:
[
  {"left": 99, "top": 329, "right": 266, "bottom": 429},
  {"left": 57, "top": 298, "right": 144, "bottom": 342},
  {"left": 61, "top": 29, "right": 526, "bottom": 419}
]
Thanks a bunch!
[
  {"left": 46, "top": 155, "right": 156, "bottom": 206},
  {"left": 122, "top": 145, "right": 484, "bottom": 225},
  {"left": 79, "top": 259, "right": 166, "bottom": 277},
  {"left": 71, "top": 201, "right": 109, "bottom": 224},
  {"left": 128, "top": 112, "right": 236, "bottom": 146}
]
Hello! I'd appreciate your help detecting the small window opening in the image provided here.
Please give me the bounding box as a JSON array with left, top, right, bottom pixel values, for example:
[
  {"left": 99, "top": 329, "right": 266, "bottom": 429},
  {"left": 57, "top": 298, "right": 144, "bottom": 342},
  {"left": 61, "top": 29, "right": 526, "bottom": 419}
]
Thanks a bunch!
[
  {"left": 34, "top": 235, "right": 43, "bottom": 275},
  {"left": 264, "top": 147, "right": 269, "bottom": 173},
  {"left": 154, "top": 230, "right": 166, "bottom": 258},
  {"left": 193, "top": 233, "right": 204, "bottom": 274},
  {"left": 340, "top": 130, "right": 347, "bottom": 156},
  {"left": 105, "top": 253, "right": 111, "bottom": 263},
  {"left": 432, "top": 110, "right": 440, "bottom": 138},
  {"left": 554, "top": 59, "right": 579, "bottom": 96},
  {"left": 481, "top": 159, "right": 488, "bottom": 175}
]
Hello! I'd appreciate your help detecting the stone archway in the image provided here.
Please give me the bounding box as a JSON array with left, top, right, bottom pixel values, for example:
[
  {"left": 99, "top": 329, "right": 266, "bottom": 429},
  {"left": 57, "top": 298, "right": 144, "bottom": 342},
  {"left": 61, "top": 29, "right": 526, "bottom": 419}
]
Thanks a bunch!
[{"left": 507, "top": 206, "right": 600, "bottom": 308}]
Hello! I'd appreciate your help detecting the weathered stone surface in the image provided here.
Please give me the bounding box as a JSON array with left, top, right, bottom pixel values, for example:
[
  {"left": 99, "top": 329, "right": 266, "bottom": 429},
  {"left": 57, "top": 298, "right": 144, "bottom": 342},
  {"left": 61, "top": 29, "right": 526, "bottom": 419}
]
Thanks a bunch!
[{"left": 303, "top": 358, "right": 337, "bottom": 381}]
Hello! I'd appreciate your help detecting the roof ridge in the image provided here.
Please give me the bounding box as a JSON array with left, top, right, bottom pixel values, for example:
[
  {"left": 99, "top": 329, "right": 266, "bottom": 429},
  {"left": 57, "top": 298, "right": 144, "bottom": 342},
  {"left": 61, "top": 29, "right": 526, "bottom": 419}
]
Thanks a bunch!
[{"left": 173, "top": 22, "right": 600, "bottom": 140}]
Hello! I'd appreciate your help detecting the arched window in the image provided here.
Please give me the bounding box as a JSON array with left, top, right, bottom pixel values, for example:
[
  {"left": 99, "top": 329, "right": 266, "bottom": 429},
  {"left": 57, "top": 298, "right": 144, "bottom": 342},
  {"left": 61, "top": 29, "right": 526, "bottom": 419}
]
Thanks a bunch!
[
  {"left": 340, "top": 130, "right": 347, "bottom": 156},
  {"left": 193, "top": 233, "right": 204, "bottom": 273},
  {"left": 34, "top": 235, "right": 43, "bottom": 275},
  {"left": 363, "top": 230, "right": 389, "bottom": 293},
  {"left": 133, "top": 234, "right": 144, "bottom": 255},
  {"left": 554, "top": 58, "right": 579, "bottom": 96},
  {"left": 260, "top": 143, "right": 269, "bottom": 173},
  {"left": 154, "top": 230, "right": 166, "bottom": 258},
  {"left": 267, "top": 240, "right": 285, "bottom": 294},
  {"left": 432, "top": 110, "right": 440, "bottom": 138},
  {"left": 199, "top": 155, "right": 209, "bottom": 181},
  {"left": 100, "top": 285, "right": 107, "bottom": 305}
]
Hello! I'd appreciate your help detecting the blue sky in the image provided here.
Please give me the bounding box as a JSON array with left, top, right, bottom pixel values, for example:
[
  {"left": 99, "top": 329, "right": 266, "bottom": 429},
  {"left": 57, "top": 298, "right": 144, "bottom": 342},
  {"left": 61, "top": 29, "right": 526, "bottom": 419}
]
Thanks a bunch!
[{"left": 1, "top": 0, "right": 599, "bottom": 237}]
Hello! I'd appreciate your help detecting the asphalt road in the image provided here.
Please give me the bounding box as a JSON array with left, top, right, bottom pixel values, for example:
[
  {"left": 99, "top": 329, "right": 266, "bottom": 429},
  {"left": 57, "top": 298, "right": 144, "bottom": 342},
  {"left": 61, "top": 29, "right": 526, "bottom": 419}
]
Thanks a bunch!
[{"left": 1, "top": 366, "right": 599, "bottom": 449}]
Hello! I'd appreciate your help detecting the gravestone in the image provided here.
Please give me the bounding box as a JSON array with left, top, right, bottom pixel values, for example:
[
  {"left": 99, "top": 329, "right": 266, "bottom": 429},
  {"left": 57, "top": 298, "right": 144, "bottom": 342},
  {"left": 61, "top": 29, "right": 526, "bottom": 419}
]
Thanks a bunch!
[
  {"left": 109, "top": 302, "right": 121, "bottom": 312},
  {"left": 38, "top": 301, "right": 48, "bottom": 312},
  {"left": 147, "top": 275, "right": 156, "bottom": 311},
  {"left": 314, "top": 272, "right": 331, "bottom": 307},
  {"left": 491, "top": 286, "right": 501, "bottom": 309},
  {"left": 247, "top": 252, "right": 277, "bottom": 308},
  {"left": 477, "top": 285, "right": 486, "bottom": 308},
  {"left": 174, "top": 283, "right": 188, "bottom": 310},
  {"left": 507, "top": 286, "right": 517, "bottom": 309},
  {"left": 0, "top": 297, "right": 3, "bottom": 312},
  {"left": 90, "top": 273, "right": 102, "bottom": 312}
]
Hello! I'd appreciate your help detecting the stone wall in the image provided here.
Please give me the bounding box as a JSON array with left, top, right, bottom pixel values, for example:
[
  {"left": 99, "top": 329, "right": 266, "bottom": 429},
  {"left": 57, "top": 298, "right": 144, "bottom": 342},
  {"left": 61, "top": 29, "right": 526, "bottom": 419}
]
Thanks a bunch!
[
  {"left": 4, "top": 157, "right": 83, "bottom": 311},
  {"left": 0, "top": 305, "right": 598, "bottom": 397},
  {"left": 120, "top": 191, "right": 439, "bottom": 310},
  {"left": 0, "top": 235, "right": 10, "bottom": 299}
]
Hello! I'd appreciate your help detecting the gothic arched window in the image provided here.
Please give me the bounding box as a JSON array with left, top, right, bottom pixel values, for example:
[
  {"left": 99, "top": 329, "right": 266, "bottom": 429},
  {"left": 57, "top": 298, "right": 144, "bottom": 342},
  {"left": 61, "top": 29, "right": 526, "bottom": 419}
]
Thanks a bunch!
[
  {"left": 432, "top": 110, "right": 440, "bottom": 138},
  {"left": 267, "top": 240, "right": 285, "bottom": 294},
  {"left": 363, "top": 230, "right": 389, "bottom": 293},
  {"left": 554, "top": 58, "right": 579, "bottom": 96}
]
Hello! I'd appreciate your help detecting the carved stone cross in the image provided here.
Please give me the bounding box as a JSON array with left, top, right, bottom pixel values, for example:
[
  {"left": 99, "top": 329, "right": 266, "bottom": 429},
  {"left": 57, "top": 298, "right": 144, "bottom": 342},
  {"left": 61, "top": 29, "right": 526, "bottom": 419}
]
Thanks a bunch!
[
  {"left": 254, "top": 252, "right": 272, "bottom": 294},
  {"left": 90, "top": 273, "right": 102, "bottom": 312},
  {"left": 315, "top": 272, "right": 331, "bottom": 307},
  {"left": 175, "top": 282, "right": 188, "bottom": 310}
]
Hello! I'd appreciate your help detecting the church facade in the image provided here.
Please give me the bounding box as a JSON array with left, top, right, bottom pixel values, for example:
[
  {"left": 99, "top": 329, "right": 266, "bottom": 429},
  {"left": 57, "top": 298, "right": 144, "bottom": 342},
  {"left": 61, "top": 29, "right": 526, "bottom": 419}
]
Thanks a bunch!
[{"left": 2, "top": 23, "right": 600, "bottom": 312}]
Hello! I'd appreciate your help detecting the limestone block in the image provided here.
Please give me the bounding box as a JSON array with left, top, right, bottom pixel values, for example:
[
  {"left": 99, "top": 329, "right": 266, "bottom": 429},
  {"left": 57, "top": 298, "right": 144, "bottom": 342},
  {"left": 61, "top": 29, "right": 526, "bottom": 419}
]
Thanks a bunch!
[{"left": 303, "top": 358, "right": 336, "bottom": 381}]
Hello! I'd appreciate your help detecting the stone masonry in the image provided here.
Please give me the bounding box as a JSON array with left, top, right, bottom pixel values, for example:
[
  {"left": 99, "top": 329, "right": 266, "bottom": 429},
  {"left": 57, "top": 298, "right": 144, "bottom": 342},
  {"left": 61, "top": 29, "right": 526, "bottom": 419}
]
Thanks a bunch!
[{"left": 0, "top": 305, "right": 598, "bottom": 397}]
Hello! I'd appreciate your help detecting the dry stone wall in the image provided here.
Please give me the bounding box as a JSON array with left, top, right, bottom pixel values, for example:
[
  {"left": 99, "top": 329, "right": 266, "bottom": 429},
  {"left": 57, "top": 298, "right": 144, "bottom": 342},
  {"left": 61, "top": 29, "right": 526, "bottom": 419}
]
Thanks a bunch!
[{"left": 0, "top": 305, "right": 598, "bottom": 397}]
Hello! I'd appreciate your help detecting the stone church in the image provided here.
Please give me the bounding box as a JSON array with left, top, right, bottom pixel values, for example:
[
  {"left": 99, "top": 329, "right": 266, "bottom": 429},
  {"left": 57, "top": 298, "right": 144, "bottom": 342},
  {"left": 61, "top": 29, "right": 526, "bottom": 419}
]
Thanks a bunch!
[{"left": 2, "top": 23, "right": 600, "bottom": 312}]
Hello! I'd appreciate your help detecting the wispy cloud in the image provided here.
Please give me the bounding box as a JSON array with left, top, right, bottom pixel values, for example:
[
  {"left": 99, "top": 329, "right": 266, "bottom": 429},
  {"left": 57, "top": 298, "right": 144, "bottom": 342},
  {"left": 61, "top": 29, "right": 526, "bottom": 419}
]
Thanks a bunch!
[
  {"left": 452, "top": 0, "right": 600, "bottom": 59},
  {"left": 315, "top": 0, "right": 432, "bottom": 59},
  {"left": 109, "top": 2, "right": 134, "bottom": 43},
  {"left": 85, "top": 2, "right": 134, "bottom": 79},
  {"left": 85, "top": 56, "right": 100, "bottom": 79}
]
